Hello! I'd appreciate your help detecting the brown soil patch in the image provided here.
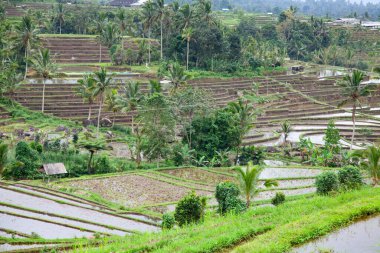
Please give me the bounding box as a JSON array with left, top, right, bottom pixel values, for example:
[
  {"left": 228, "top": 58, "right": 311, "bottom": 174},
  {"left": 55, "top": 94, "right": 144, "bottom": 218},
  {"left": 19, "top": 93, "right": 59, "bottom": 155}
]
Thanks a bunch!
[{"left": 161, "top": 168, "right": 234, "bottom": 186}]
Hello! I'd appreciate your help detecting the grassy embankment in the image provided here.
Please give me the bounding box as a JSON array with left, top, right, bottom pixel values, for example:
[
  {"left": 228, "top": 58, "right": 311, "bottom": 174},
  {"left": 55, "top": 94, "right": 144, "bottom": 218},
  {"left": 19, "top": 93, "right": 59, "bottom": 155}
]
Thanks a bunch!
[{"left": 68, "top": 187, "right": 380, "bottom": 253}]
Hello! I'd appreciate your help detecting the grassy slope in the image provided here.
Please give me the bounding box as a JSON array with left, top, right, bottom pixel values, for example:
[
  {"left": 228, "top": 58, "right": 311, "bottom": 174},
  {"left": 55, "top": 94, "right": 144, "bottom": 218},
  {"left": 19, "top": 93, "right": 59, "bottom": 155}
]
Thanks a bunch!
[{"left": 70, "top": 187, "right": 380, "bottom": 253}]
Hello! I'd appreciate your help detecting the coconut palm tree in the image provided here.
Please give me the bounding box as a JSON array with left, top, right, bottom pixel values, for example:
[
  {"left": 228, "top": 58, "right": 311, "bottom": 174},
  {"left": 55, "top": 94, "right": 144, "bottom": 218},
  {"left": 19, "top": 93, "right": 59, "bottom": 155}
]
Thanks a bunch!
[
  {"left": 55, "top": 3, "right": 65, "bottom": 34},
  {"left": 75, "top": 74, "right": 96, "bottom": 120},
  {"left": 149, "top": 79, "right": 162, "bottom": 95},
  {"left": 93, "top": 68, "right": 114, "bottom": 137},
  {"left": 165, "top": 62, "right": 191, "bottom": 92},
  {"left": 116, "top": 80, "right": 143, "bottom": 132},
  {"left": 116, "top": 8, "right": 127, "bottom": 49},
  {"left": 14, "top": 16, "right": 39, "bottom": 79},
  {"left": 105, "top": 89, "right": 120, "bottom": 127},
  {"left": 228, "top": 98, "right": 255, "bottom": 163},
  {"left": 353, "top": 145, "right": 380, "bottom": 185},
  {"left": 101, "top": 23, "right": 121, "bottom": 49},
  {"left": 179, "top": 3, "right": 193, "bottom": 29},
  {"left": 142, "top": 0, "right": 155, "bottom": 65},
  {"left": 281, "top": 120, "right": 292, "bottom": 144},
  {"left": 338, "top": 70, "right": 376, "bottom": 150},
  {"left": 153, "top": 0, "right": 165, "bottom": 60},
  {"left": 234, "top": 162, "right": 263, "bottom": 207},
  {"left": 32, "top": 48, "right": 57, "bottom": 113},
  {"left": 95, "top": 18, "right": 107, "bottom": 63},
  {"left": 181, "top": 27, "right": 193, "bottom": 70}
]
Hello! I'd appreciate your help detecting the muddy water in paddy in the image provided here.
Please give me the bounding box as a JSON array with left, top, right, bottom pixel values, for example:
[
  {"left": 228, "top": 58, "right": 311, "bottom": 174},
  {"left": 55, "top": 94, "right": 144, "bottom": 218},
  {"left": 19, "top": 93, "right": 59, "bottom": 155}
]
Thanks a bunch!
[
  {"left": 0, "top": 188, "right": 158, "bottom": 232},
  {"left": 0, "top": 206, "right": 128, "bottom": 236},
  {"left": 0, "top": 213, "right": 93, "bottom": 239},
  {"left": 292, "top": 215, "right": 380, "bottom": 253},
  {"left": 0, "top": 243, "right": 60, "bottom": 252},
  {"left": 259, "top": 168, "right": 322, "bottom": 179}
]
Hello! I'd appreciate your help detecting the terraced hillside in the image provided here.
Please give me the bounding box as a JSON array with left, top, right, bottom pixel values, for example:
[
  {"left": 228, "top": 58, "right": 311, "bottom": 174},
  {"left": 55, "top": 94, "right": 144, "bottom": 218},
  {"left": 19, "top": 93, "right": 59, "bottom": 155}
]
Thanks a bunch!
[
  {"left": 9, "top": 71, "right": 380, "bottom": 147},
  {"left": 41, "top": 36, "right": 159, "bottom": 64}
]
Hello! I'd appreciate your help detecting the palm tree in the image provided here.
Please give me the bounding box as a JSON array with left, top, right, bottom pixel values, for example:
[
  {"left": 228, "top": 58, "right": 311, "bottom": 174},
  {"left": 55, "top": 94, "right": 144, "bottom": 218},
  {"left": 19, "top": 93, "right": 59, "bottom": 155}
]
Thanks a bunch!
[
  {"left": 281, "top": 120, "right": 292, "bottom": 144},
  {"left": 116, "top": 8, "right": 127, "bottom": 49},
  {"left": 75, "top": 74, "right": 96, "bottom": 120},
  {"left": 353, "top": 145, "right": 380, "bottom": 185},
  {"left": 181, "top": 27, "right": 193, "bottom": 70},
  {"left": 95, "top": 18, "right": 107, "bottom": 63},
  {"left": 234, "top": 162, "right": 263, "bottom": 208},
  {"left": 14, "top": 16, "right": 39, "bottom": 79},
  {"left": 149, "top": 79, "right": 162, "bottom": 95},
  {"left": 55, "top": 3, "right": 65, "bottom": 34},
  {"left": 93, "top": 68, "right": 114, "bottom": 137},
  {"left": 105, "top": 89, "right": 120, "bottom": 127},
  {"left": 338, "top": 70, "right": 376, "bottom": 150},
  {"left": 116, "top": 80, "right": 143, "bottom": 131},
  {"left": 153, "top": 0, "right": 165, "bottom": 60},
  {"left": 142, "top": 0, "right": 155, "bottom": 65},
  {"left": 165, "top": 62, "right": 191, "bottom": 92},
  {"left": 228, "top": 98, "right": 255, "bottom": 163},
  {"left": 32, "top": 48, "right": 57, "bottom": 113},
  {"left": 180, "top": 4, "right": 193, "bottom": 29},
  {"left": 101, "top": 23, "right": 121, "bottom": 49}
]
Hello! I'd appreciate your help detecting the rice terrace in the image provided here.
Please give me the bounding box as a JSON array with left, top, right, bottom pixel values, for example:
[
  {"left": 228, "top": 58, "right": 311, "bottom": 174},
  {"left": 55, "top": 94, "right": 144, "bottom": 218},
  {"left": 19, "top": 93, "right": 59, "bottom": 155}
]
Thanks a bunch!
[{"left": 1, "top": 0, "right": 380, "bottom": 252}]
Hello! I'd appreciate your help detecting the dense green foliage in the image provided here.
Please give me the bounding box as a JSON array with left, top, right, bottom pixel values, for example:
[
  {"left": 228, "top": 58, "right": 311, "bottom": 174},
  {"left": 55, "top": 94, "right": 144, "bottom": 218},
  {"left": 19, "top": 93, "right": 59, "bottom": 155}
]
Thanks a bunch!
[
  {"left": 215, "top": 182, "right": 246, "bottom": 214},
  {"left": 271, "top": 192, "right": 286, "bottom": 206},
  {"left": 337, "top": 166, "right": 363, "bottom": 190},
  {"left": 315, "top": 171, "right": 339, "bottom": 195},
  {"left": 238, "top": 146, "right": 266, "bottom": 165},
  {"left": 174, "top": 191, "right": 207, "bottom": 227},
  {"left": 161, "top": 213, "right": 176, "bottom": 230}
]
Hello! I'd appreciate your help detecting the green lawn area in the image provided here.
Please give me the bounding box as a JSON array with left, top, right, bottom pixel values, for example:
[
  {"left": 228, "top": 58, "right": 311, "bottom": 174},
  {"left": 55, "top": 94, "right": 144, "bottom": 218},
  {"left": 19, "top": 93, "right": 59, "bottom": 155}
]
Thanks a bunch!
[{"left": 71, "top": 187, "right": 380, "bottom": 253}]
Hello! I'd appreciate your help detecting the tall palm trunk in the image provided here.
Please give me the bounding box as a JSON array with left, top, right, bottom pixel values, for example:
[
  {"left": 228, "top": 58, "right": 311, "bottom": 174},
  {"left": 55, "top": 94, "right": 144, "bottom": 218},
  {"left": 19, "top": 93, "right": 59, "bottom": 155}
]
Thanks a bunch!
[
  {"left": 160, "top": 18, "right": 163, "bottom": 60},
  {"left": 350, "top": 103, "right": 357, "bottom": 150},
  {"left": 148, "top": 27, "right": 151, "bottom": 65},
  {"left": 41, "top": 78, "right": 46, "bottom": 112},
  {"left": 186, "top": 38, "right": 189, "bottom": 70},
  {"left": 97, "top": 94, "right": 103, "bottom": 137},
  {"left": 87, "top": 102, "right": 92, "bottom": 120},
  {"left": 246, "top": 194, "right": 250, "bottom": 208},
  {"left": 99, "top": 43, "right": 102, "bottom": 63},
  {"left": 24, "top": 48, "right": 28, "bottom": 80},
  {"left": 59, "top": 20, "right": 62, "bottom": 34}
]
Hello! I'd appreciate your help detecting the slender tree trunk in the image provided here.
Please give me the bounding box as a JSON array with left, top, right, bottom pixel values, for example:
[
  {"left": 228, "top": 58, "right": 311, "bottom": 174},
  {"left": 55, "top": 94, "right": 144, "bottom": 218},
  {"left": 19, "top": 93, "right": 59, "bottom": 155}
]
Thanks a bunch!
[
  {"left": 160, "top": 18, "right": 163, "bottom": 60},
  {"left": 88, "top": 103, "right": 92, "bottom": 120},
  {"left": 24, "top": 48, "right": 28, "bottom": 80},
  {"left": 186, "top": 39, "right": 189, "bottom": 70},
  {"left": 131, "top": 115, "right": 134, "bottom": 134},
  {"left": 42, "top": 78, "right": 46, "bottom": 112},
  {"left": 59, "top": 20, "right": 62, "bottom": 34},
  {"left": 97, "top": 94, "right": 103, "bottom": 137},
  {"left": 99, "top": 43, "right": 102, "bottom": 63},
  {"left": 112, "top": 112, "right": 115, "bottom": 127},
  {"left": 88, "top": 151, "right": 94, "bottom": 174},
  {"left": 246, "top": 194, "right": 250, "bottom": 208},
  {"left": 148, "top": 27, "right": 151, "bottom": 65},
  {"left": 350, "top": 104, "right": 356, "bottom": 150}
]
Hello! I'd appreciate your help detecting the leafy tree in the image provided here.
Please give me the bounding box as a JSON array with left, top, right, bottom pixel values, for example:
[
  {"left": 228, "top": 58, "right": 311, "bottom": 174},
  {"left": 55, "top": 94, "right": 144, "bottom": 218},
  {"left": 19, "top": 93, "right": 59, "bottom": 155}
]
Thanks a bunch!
[
  {"left": 174, "top": 191, "right": 206, "bottom": 227},
  {"left": 280, "top": 120, "right": 292, "bottom": 144},
  {"left": 187, "top": 109, "right": 240, "bottom": 160},
  {"left": 0, "top": 143, "right": 8, "bottom": 176},
  {"left": 324, "top": 120, "right": 341, "bottom": 154},
  {"left": 338, "top": 70, "right": 376, "bottom": 150},
  {"left": 215, "top": 181, "right": 246, "bottom": 214},
  {"left": 228, "top": 98, "right": 255, "bottom": 163},
  {"left": 93, "top": 68, "right": 114, "bottom": 136},
  {"left": 78, "top": 137, "right": 106, "bottom": 174},
  {"left": 140, "top": 93, "right": 175, "bottom": 163},
  {"left": 105, "top": 89, "right": 120, "bottom": 127},
  {"left": 76, "top": 74, "right": 96, "bottom": 120},
  {"left": 352, "top": 145, "right": 380, "bottom": 185},
  {"left": 32, "top": 48, "right": 57, "bottom": 113},
  {"left": 14, "top": 16, "right": 39, "bottom": 79},
  {"left": 165, "top": 62, "right": 191, "bottom": 92},
  {"left": 234, "top": 162, "right": 263, "bottom": 207}
]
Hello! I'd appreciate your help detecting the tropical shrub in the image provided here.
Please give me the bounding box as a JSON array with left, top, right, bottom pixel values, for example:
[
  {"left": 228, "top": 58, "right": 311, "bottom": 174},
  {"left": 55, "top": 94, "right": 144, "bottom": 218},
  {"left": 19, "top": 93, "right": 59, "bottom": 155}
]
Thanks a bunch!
[
  {"left": 315, "top": 171, "right": 339, "bottom": 195},
  {"left": 94, "top": 155, "right": 116, "bottom": 174},
  {"left": 174, "top": 191, "right": 206, "bottom": 227},
  {"left": 234, "top": 162, "right": 263, "bottom": 207},
  {"left": 238, "top": 146, "right": 265, "bottom": 165},
  {"left": 271, "top": 192, "right": 286, "bottom": 206},
  {"left": 215, "top": 182, "right": 246, "bottom": 215},
  {"left": 161, "top": 213, "right": 175, "bottom": 230},
  {"left": 338, "top": 166, "right": 363, "bottom": 190}
]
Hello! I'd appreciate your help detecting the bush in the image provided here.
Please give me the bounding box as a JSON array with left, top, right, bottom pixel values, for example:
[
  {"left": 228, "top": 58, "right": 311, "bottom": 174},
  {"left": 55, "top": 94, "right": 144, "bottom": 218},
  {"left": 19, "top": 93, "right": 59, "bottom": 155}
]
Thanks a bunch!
[
  {"left": 315, "top": 171, "right": 339, "bottom": 195},
  {"left": 174, "top": 191, "right": 206, "bottom": 227},
  {"left": 215, "top": 182, "right": 246, "bottom": 214},
  {"left": 94, "top": 156, "right": 116, "bottom": 174},
  {"left": 238, "top": 146, "right": 266, "bottom": 165},
  {"left": 338, "top": 166, "right": 363, "bottom": 190},
  {"left": 161, "top": 213, "right": 175, "bottom": 230},
  {"left": 271, "top": 192, "right": 286, "bottom": 206}
]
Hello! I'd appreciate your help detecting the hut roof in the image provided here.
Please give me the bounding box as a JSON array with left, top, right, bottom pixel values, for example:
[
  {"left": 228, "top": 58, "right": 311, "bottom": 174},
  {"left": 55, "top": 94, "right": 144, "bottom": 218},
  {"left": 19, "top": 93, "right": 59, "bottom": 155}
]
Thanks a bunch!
[{"left": 42, "top": 163, "right": 67, "bottom": 175}]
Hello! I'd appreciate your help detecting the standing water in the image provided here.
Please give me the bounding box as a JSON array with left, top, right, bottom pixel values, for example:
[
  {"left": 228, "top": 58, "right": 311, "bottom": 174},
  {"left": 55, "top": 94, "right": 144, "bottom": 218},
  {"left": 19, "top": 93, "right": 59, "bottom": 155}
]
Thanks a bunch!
[{"left": 292, "top": 215, "right": 380, "bottom": 253}]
